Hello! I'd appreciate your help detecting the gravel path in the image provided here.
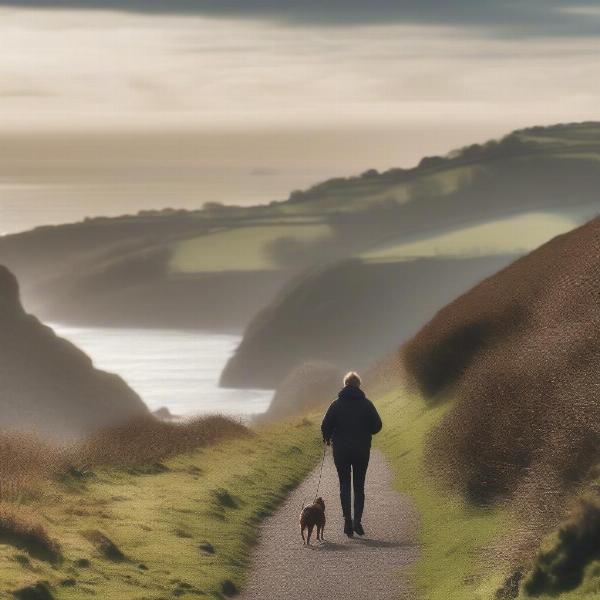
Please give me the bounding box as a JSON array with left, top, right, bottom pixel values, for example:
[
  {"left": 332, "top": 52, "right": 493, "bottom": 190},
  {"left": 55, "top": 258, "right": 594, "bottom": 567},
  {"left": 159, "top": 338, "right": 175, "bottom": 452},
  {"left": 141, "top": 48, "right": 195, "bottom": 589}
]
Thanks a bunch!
[{"left": 240, "top": 448, "right": 419, "bottom": 600}]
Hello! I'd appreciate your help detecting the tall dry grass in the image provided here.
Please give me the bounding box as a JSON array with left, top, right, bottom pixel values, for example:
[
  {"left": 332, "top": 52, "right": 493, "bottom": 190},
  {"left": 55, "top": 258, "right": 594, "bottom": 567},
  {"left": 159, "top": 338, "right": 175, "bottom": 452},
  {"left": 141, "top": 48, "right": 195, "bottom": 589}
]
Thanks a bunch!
[
  {"left": 0, "top": 414, "right": 248, "bottom": 557},
  {"left": 0, "top": 433, "right": 65, "bottom": 503},
  {"left": 0, "top": 433, "right": 66, "bottom": 562},
  {"left": 76, "top": 414, "right": 248, "bottom": 468},
  {"left": 0, "top": 415, "right": 248, "bottom": 501},
  {"left": 0, "top": 504, "right": 61, "bottom": 563}
]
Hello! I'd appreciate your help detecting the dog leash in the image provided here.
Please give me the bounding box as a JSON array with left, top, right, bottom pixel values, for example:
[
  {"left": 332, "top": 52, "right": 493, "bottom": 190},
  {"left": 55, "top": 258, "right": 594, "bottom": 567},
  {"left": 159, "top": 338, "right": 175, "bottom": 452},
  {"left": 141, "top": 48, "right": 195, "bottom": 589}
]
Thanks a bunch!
[
  {"left": 312, "top": 442, "right": 327, "bottom": 501},
  {"left": 300, "top": 442, "right": 328, "bottom": 511}
]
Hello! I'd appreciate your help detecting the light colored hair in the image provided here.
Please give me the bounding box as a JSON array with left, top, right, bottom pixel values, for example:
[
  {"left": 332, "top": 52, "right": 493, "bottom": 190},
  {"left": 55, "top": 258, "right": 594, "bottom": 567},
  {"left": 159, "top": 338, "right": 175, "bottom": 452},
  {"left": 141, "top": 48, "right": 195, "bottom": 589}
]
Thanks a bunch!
[{"left": 343, "top": 371, "right": 362, "bottom": 388}]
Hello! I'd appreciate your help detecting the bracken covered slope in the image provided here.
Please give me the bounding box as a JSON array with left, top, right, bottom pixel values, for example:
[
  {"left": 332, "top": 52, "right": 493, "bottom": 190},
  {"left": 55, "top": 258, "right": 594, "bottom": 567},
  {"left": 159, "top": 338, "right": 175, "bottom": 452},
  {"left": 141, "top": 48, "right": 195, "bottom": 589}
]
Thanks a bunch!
[
  {"left": 1, "top": 122, "right": 598, "bottom": 332},
  {"left": 403, "top": 216, "right": 600, "bottom": 515}
]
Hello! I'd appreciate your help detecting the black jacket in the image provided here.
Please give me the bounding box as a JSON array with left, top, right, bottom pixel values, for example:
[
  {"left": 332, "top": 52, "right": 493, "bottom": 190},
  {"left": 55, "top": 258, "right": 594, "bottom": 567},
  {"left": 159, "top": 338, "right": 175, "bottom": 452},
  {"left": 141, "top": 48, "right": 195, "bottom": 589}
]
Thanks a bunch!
[{"left": 321, "top": 386, "right": 382, "bottom": 452}]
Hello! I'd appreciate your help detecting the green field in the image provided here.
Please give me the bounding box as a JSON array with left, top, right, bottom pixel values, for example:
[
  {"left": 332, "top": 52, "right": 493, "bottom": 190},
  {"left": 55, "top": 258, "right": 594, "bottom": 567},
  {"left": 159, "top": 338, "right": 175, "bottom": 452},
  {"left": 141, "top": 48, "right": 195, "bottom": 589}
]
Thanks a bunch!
[
  {"left": 0, "top": 419, "right": 322, "bottom": 599},
  {"left": 277, "top": 123, "right": 600, "bottom": 218},
  {"left": 170, "top": 223, "right": 331, "bottom": 273},
  {"left": 362, "top": 212, "right": 578, "bottom": 262}
]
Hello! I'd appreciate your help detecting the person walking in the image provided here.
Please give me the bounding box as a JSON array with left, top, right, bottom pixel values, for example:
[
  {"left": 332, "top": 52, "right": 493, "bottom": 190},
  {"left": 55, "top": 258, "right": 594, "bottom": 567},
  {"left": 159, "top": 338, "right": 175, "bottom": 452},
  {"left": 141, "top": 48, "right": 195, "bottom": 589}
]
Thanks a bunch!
[{"left": 321, "top": 371, "right": 382, "bottom": 538}]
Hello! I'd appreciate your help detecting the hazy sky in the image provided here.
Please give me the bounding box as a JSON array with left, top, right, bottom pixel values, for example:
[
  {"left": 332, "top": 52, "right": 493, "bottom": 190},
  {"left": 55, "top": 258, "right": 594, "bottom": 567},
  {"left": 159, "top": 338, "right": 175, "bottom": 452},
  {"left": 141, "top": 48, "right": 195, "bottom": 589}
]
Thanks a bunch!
[{"left": 1, "top": 1, "right": 600, "bottom": 233}]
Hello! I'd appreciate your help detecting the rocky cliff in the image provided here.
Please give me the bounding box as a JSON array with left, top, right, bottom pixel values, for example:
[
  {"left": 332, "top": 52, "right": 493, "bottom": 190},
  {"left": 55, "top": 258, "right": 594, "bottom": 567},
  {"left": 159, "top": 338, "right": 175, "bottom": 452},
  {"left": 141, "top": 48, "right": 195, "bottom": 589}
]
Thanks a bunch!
[{"left": 0, "top": 265, "right": 148, "bottom": 439}]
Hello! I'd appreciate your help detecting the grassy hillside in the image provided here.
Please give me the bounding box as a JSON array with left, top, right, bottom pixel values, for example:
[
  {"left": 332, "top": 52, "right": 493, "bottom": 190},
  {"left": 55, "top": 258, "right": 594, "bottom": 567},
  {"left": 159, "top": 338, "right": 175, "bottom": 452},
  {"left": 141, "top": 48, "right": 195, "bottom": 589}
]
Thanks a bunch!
[
  {"left": 0, "top": 417, "right": 322, "bottom": 599},
  {"left": 361, "top": 212, "right": 578, "bottom": 262},
  {"left": 374, "top": 386, "right": 512, "bottom": 600},
  {"left": 0, "top": 122, "right": 597, "bottom": 330},
  {"left": 380, "top": 215, "right": 600, "bottom": 599},
  {"left": 375, "top": 386, "right": 600, "bottom": 600},
  {"left": 10, "top": 366, "right": 592, "bottom": 600},
  {"left": 374, "top": 378, "right": 600, "bottom": 600},
  {"left": 170, "top": 222, "right": 332, "bottom": 273}
]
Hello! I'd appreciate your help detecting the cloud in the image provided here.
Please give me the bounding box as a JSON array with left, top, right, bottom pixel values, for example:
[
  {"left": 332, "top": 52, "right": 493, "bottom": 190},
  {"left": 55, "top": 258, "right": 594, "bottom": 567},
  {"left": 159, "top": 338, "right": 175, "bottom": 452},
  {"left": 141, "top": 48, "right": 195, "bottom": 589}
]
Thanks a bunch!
[
  {"left": 2, "top": 0, "right": 600, "bottom": 36},
  {"left": 2, "top": 7, "right": 600, "bottom": 136}
]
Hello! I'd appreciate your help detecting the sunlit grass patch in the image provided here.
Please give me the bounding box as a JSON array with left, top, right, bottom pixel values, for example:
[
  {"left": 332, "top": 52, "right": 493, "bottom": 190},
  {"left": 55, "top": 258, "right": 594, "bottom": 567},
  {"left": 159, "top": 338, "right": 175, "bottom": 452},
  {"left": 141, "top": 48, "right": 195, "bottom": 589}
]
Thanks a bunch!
[
  {"left": 77, "top": 414, "right": 247, "bottom": 468},
  {"left": 170, "top": 223, "right": 331, "bottom": 273},
  {"left": 374, "top": 388, "right": 511, "bottom": 600},
  {"left": 362, "top": 212, "right": 577, "bottom": 262}
]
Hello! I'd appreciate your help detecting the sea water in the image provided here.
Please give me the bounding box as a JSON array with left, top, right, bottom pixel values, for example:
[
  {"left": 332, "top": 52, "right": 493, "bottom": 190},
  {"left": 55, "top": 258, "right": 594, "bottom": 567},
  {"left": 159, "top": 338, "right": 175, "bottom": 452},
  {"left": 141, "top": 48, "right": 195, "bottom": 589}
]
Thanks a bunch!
[{"left": 52, "top": 325, "right": 273, "bottom": 419}]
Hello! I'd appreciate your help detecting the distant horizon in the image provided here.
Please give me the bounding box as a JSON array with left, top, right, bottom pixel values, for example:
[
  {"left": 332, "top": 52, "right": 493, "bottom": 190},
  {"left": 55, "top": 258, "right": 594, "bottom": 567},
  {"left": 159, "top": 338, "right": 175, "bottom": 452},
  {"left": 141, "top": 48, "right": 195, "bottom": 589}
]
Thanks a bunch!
[
  {"left": 3, "top": 2, "right": 600, "bottom": 234},
  {"left": 0, "top": 118, "right": 592, "bottom": 236}
]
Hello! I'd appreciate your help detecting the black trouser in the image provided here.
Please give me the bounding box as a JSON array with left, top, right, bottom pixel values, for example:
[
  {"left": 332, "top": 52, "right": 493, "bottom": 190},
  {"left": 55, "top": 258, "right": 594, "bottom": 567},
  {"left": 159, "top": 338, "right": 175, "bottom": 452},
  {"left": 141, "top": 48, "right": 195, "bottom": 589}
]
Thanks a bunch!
[{"left": 333, "top": 446, "right": 370, "bottom": 522}]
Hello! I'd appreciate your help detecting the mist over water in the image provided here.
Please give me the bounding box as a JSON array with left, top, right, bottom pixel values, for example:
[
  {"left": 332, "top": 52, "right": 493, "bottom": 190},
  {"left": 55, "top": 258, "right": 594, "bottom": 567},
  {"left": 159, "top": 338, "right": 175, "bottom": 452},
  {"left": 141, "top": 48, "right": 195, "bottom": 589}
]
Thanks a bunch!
[{"left": 53, "top": 325, "right": 273, "bottom": 419}]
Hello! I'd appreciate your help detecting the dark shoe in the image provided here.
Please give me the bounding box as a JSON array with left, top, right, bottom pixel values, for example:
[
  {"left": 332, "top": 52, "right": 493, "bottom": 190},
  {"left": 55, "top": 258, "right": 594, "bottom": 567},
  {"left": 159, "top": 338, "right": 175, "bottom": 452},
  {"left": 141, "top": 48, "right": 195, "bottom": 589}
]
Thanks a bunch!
[
  {"left": 344, "top": 518, "right": 354, "bottom": 538},
  {"left": 353, "top": 520, "right": 365, "bottom": 536}
]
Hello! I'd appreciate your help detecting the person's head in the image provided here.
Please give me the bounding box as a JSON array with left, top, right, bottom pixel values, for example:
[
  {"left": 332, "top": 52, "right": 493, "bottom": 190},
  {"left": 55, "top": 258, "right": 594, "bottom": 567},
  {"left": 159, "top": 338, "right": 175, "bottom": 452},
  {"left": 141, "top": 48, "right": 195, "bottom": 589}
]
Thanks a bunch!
[{"left": 343, "top": 371, "right": 362, "bottom": 388}]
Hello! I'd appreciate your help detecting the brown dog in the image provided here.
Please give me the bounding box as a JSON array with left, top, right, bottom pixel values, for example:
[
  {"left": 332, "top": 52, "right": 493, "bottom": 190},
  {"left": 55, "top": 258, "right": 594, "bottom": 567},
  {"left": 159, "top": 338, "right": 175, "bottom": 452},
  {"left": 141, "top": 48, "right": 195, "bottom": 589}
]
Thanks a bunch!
[{"left": 300, "top": 497, "right": 326, "bottom": 545}]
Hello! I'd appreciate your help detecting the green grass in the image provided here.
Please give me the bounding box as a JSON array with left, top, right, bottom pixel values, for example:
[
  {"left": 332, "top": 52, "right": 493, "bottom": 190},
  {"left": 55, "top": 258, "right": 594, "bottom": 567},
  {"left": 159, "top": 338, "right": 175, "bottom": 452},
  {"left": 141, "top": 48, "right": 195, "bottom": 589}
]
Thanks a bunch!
[
  {"left": 169, "top": 223, "right": 331, "bottom": 273},
  {"left": 362, "top": 212, "right": 577, "bottom": 262},
  {"left": 373, "top": 383, "right": 600, "bottom": 600},
  {"left": 374, "top": 387, "right": 512, "bottom": 600},
  {"left": 277, "top": 124, "right": 600, "bottom": 219},
  {"left": 0, "top": 418, "right": 322, "bottom": 599}
]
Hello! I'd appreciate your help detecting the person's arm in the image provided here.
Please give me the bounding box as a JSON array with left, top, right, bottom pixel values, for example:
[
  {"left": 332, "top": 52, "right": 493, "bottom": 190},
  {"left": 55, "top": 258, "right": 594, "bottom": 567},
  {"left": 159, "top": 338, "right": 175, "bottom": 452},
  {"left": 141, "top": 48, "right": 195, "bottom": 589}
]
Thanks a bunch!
[
  {"left": 321, "top": 401, "right": 337, "bottom": 445},
  {"left": 367, "top": 399, "right": 383, "bottom": 435}
]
